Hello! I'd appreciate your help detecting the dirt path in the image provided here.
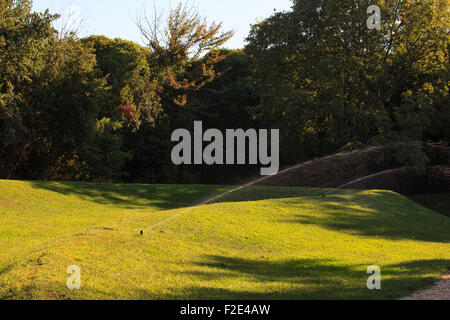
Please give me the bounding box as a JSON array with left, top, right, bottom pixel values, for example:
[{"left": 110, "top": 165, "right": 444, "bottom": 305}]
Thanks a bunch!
[{"left": 400, "top": 274, "right": 450, "bottom": 300}]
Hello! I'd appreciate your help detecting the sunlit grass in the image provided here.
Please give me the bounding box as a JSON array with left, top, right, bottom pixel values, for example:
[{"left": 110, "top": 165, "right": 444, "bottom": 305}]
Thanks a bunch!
[{"left": 0, "top": 180, "right": 449, "bottom": 300}]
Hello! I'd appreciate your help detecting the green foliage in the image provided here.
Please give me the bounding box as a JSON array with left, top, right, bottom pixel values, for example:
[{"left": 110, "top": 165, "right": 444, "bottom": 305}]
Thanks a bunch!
[
  {"left": 0, "top": 0, "right": 448, "bottom": 183},
  {"left": 33, "top": 37, "right": 107, "bottom": 158},
  {"left": 83, "top": 118, "right": 131, "bottom": 182},
  {"left": 0, "top": 1, "right": 110, "bottom": 180},
  {"left": 120, "top": 3, "right": 240, "bottom": 183},
  {"left": 246, "top": 0, "right": 449, "bottom": 166},
  {"left": 138, "top": 2, "right": 234, "bottom": 117},
  {"left": 81, "top": 36, "right": 163, "bottom": 128},
  {"left": 0, "top": 0, "right": 58, "bottom": 177}
]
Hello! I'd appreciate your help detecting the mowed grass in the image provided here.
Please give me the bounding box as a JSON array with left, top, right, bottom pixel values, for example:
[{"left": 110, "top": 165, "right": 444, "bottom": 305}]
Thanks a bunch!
[{"left": 0, "top": 180, "right": 449, "bottom": 300}]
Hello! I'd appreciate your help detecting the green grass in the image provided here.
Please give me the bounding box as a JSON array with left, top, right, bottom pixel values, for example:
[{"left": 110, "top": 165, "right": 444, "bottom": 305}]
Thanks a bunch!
[{"left": 0, "top": 180, "right": 449, "bottom": 300}]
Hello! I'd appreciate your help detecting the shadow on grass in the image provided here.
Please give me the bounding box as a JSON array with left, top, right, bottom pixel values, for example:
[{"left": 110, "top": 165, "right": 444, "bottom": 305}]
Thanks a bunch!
[
  {"left": 279, "top": 193, "right": 450, "bottom": 243},
  {"left": 29, "top": 181, "right": 230, "bottom": 210},
  {"left": 214, "top": 188, "right": 450, "bottom": 243},
  {"left": 2, "top": 257, "right": 449, "bottom": 300},
  {"left": 27, "top": 183, "right": 450, "bottom": 242},
  {"left": 213, "top": 186, "right": 331, "bottom": 203},
  {"left": 408, "top": 194, "right": 450, "bottom": 218},
  {"left": 133, "top": 256, "right": 450, "bottom": 300}
]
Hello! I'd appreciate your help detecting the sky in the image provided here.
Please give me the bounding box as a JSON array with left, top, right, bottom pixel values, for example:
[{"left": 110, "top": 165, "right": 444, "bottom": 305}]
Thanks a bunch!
[{"left": 32, "top": 0, "right": 293, "bottom": 49}]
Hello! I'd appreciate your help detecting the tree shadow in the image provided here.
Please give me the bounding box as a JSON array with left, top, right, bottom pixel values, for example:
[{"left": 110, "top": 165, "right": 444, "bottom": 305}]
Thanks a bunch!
[
  {"left": 211, "top": 187, "right": 450, "bottom": 243},
  {"left": 26, "top": 182, "right": 450, "bottom": 242},
  {"left": 408, "top": 194, "right": 450, "bottom": 218},
  {"left": 210, "top": 186, "right": 347, "bottom": 204},
  {"left": 136, "top": 256, "right": 450, "bottom": 300},
  {"left": 2, "top": 257, "right": 449, "bottom": 300},
  {"left": 278, "top": 192, "right": 450, "bottom": 243},
  {"left": 29, "top": 181, "right": 230, "bottom": 210}
]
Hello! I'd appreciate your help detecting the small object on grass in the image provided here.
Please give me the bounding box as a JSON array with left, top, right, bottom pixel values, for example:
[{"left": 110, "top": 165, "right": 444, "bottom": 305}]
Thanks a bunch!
[{"left": 140, "top": 230, "right": 144, "bottom": 236}]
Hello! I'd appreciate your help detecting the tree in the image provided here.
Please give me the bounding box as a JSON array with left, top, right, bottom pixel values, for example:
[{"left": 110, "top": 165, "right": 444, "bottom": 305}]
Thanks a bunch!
[
  {"left": 124, "top": 1, "right": 237, "bottom": 183},
  {"left": 137, "top": 2, "right": 234, "bottom": 62},
  {"left": 186, "top": 49, "right": 261, "bottom": 183},
  {"left": 0, "top": 0, "right": 58, "bottom": 178},
  {"left": 83, "top": 118, "right": 131, "bottom": 182},
  {"left": 0, "top": 1, "right": 111, "bottom": 180},
  {"left": 82, "top": 36, "right": 163, "bottom": 131},
  {"left": 246, "top": 0, "right": 449, "bottom": 166},
  {"left": 27, "top": 36, "right": 108, "bottom": 179},
  {"left": 137, "top": 2, "right": 234, "bottom": 114}
]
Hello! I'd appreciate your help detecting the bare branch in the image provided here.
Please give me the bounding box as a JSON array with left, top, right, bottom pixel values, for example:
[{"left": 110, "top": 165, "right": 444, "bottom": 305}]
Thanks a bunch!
[
  {"left": 135, "top": 1, "right": 234, "bottom": 61},
  {"left": 55, "top": 4, "right": 87, "bottom": 39}
]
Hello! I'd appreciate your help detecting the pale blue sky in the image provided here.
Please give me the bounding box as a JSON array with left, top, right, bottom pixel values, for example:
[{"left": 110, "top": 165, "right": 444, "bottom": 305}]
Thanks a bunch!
[{"left": 32, "top": 0, "right": 293, "bottom": 49}]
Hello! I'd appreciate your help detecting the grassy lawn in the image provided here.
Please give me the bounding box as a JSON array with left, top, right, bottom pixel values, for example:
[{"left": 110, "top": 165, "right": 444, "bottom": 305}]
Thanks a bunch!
[{"left": 0, "top": 180, "right": 449, "bottom": 300}]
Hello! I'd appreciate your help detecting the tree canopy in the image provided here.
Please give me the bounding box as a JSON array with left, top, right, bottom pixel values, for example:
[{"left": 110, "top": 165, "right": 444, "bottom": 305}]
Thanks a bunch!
[
  {"left": 246, "top": 0, "right": 449, "bottom": 165},
  {"left": 0, "top": 0, "right": 448, "bottom": 183}
]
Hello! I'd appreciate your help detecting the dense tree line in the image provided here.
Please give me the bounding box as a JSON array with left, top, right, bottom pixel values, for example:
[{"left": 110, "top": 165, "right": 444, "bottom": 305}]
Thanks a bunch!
[{"left": 0, "top": 0, "right": 448, "bottom": 184}]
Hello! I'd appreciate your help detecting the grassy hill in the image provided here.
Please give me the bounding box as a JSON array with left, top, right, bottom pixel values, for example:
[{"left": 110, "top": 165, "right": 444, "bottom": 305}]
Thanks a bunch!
[{"left": 0, "top": 180, "right": 449, "bottom": 300}]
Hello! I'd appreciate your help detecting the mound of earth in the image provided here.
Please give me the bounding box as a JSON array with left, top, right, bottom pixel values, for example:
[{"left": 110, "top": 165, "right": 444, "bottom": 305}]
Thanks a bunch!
[{"left": 257, "top": 142, "right": 450, "bottom": 195}]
